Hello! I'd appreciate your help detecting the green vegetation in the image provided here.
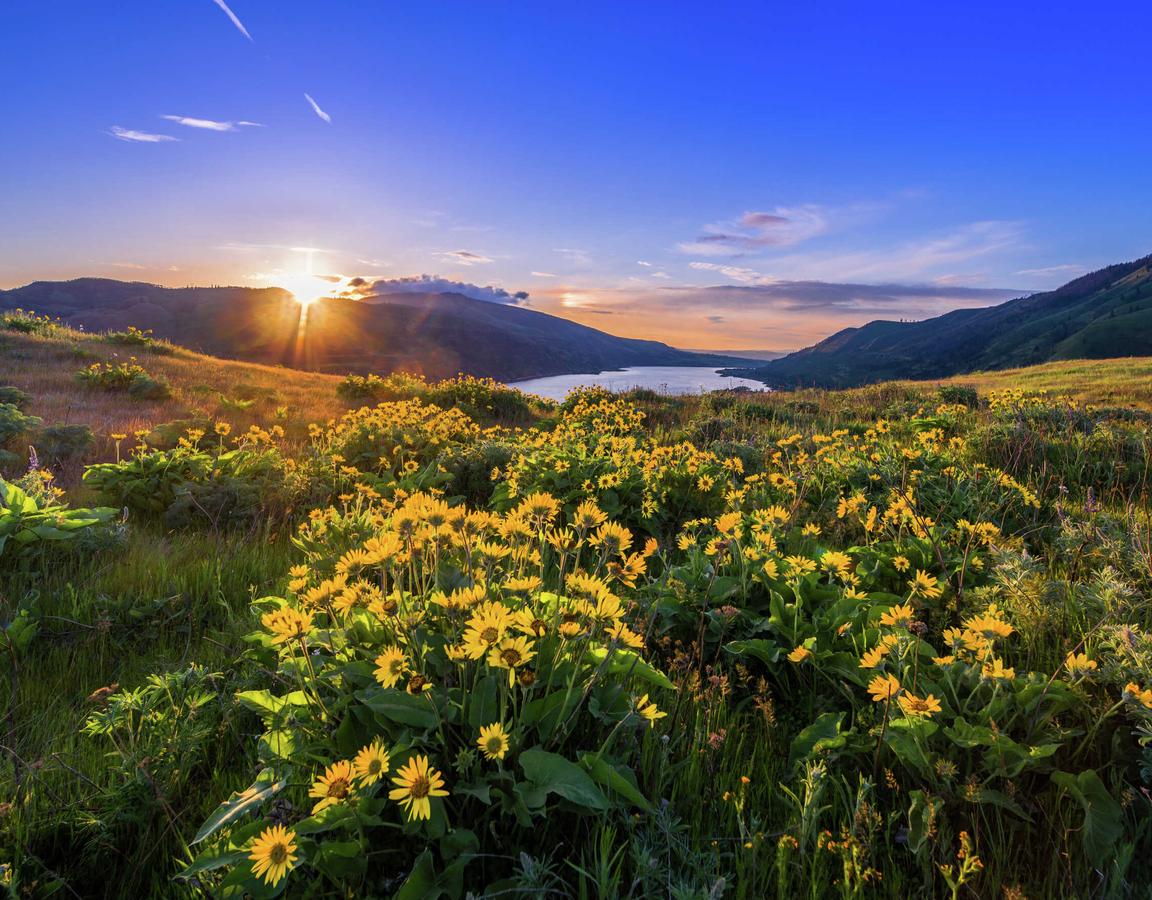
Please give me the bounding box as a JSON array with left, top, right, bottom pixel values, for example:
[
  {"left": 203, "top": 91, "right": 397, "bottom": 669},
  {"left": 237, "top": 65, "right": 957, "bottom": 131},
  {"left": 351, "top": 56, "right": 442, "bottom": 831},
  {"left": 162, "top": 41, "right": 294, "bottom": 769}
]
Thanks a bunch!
[
  {"left": 739, "top": 254, "right": 1152, "bottom": 388},
  {"left": 4, "top": 329, "right": 1152, "bottom": 898}
]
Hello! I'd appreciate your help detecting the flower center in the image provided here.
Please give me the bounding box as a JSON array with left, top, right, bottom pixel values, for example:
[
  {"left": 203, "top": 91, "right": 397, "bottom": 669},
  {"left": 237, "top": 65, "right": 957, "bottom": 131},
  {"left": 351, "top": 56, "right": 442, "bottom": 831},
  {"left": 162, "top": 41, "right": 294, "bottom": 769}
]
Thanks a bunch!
[
  {"left": 269, "top": 844, "right": 288, "bottom": 865},
  {"left": 501, "top": 648, "right": 522, "bottom": 666},
  {"left": 410, "top": 776, "right": 430, "bottom": 799},
  {"left": 485, "top": 736, "right": 503, "bottom": 753},
  {"left": 482, "top": 626, "right": 499, "bottom": 644},
  {"left": 328, "top": 777, "right": 350, "bottom": 798}
]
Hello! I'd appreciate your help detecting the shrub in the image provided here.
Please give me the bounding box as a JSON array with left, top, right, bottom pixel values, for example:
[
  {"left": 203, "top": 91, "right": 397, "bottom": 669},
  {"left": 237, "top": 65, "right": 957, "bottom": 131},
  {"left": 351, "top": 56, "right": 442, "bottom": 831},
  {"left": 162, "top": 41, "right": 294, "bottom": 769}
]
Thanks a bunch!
[
  {"left": 1, "top": 308, "right": 62, "bottom": 335},
  {"left": 76, "top": 359, "right": 172, "bottom": 400},
  {"left": 103, "top": 325, "right": 172, "bottom": 353},
  {"left": 0, "top": 475, "right": 118, "bottom": 568},
  {"left": 0, "top": 403, "right": 41, "bottom": 444},
  {"left": 444, "top": 439, "right": 516, "bottom": 506},
  {"left": 35, "top": 424, "right": 95, "bottom": 468},
  {"left": 84, "top": 437, "right": 298, "bottom": 528},
  {"left": 937, "top": 384, "right": 980, "bottom": 408},
  {"left": 0, "top": 386, "right": 31, "bottom": 408},
  {"left": 177, "top": 491, "right": 672, "bottom": 895}
]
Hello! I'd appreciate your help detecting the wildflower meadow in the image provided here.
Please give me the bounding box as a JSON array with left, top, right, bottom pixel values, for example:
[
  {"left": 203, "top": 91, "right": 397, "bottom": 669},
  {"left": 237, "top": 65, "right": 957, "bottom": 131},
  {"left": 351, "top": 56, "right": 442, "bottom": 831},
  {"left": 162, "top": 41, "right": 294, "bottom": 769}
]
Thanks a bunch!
[{"left": 3, "top": 323, "right": 1152, "bottom": 898}]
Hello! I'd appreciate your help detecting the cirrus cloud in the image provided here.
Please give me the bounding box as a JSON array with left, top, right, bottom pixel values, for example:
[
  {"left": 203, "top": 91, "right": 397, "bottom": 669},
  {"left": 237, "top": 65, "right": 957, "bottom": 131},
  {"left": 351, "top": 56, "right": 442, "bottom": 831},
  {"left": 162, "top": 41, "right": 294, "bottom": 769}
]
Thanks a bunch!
[
  {"left": 678, "top": 206, "right": 829, "bottom": 256},
  {"left": 107, "top": 126, "right": 178, "bottom": 143}
]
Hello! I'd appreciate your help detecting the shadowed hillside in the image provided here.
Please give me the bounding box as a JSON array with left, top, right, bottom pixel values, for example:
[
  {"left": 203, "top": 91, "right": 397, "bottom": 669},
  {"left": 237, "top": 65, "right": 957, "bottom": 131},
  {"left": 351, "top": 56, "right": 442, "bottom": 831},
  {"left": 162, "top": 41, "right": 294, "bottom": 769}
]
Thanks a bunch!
[
  {"left": 732, "top": 254, "right": 1152, "bottom": 388},
  {"left": 0, "top": 279, "right": 756, "bottom": 382}
]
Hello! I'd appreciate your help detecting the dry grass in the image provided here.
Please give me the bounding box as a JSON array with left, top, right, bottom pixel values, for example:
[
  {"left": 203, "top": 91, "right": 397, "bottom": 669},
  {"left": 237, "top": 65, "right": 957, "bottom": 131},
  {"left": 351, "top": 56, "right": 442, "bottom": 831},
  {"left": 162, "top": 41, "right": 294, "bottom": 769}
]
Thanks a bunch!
[
  {"left": 1, "top": 328, "right": 348, "bottom": 463},
  {"left": 902, "top": 357, "right": 1152, "bottom": 409}
]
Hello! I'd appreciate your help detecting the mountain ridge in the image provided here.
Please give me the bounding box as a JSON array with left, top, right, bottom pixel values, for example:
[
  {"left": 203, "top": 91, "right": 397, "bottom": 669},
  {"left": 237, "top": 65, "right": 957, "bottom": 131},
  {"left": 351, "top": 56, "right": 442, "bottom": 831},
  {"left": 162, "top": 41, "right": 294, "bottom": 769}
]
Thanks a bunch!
[
  {"left": 0, "top": 278, "right": 757, "bottom": 382},
  {"left": 727, "top": 254, "right": 1152, "bottom": 388}
]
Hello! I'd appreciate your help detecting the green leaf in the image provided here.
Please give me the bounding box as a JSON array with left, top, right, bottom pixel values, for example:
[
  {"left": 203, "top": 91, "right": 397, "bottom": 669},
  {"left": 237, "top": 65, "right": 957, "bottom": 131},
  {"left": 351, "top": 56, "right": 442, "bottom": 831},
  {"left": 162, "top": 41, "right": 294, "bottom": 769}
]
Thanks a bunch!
[
  {"left": 586, "top": 646, "right": 674, "bottom": 691},
  {"left": 906, "top": 790, "right": 942, "bottom": 858},
  {"left": 175, "top": 848, "right": 247, "bottom": 882},
  {"left": 355, "top": 686, "right": 439, "bottom": 729},
  {"left": 520, "top": 747, "right": 609, "bottom": 810},
  {"left": 973, "top": 788, "right": 1032, "bottom": 822},
  {"left": 579, "top": 754, "right": 652, "bottom": 812},
  {"left": 294, "top": 803, "right": 363, "bottom": 835},
  {"left": 723, "top": 639, "right": 780, "bottom": 666},
  {"left": 394, "top": 849, "right": 439, "bottom": 900},
  {"left": 1051, "top": 769, "right": 1124, "bottom": 865},
  {"left": 789, "top": 712, "right": 846, "bottom": 765},
  {"left": 467, "top": 675, "right": 499, "bottom": 728},
  {"left": 193, "top": 768, "right": 284, "bottom": 844},
  {"left": 235, "top": 689, "right": 310, "bottom": 720}
]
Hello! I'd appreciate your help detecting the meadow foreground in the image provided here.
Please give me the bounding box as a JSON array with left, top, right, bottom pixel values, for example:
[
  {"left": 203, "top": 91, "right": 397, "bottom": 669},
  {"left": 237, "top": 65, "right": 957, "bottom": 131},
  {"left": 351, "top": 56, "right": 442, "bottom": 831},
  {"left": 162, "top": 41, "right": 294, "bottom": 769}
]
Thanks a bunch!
[{"left": 3, "top": 313, "right": 1152, "bottom": 898}]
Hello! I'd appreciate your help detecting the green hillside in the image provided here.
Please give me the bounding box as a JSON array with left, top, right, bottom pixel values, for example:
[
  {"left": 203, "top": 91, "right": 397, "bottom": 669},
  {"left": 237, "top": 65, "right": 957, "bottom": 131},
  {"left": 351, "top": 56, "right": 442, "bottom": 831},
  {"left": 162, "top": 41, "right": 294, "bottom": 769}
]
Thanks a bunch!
[{"left": 735, "top": 254, "right": 1152, "bottom": 388}]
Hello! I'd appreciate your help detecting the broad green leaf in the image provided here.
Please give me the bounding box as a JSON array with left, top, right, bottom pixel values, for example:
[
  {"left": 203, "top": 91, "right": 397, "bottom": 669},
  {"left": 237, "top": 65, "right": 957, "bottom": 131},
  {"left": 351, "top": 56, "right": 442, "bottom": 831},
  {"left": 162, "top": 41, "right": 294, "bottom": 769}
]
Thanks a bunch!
[
  {"left": 236, "top": 689, "right": 310, "bottom": 720},
  {"left": 520, "top": 747, "right": 609, "bottom": 810},
  {"left": 1051, "top": 769, "right": 1124, "bottom": 865},
  {"left": 193, "top": 768, "right": 284, "bottom": 844},
  {"left": 724, "top": 639, "right": 780, "bottom": 666},
  {"left": 586, "top": 646, "right": 674, "bottom": 690},
  {"left": 467, "top": 675, "right": 499, "bottom": 728},
  {"left": 355, "top": 686, "right": 439, "bottom": 729},
  {"left": 579, "top": 754, "right": 652, "bottom": 812},
  {"left": 790, "top": 712, "right": 846, "bottom": 765},
  {"left": 394, "top": 849, "right": 439, "bottom": 900}
]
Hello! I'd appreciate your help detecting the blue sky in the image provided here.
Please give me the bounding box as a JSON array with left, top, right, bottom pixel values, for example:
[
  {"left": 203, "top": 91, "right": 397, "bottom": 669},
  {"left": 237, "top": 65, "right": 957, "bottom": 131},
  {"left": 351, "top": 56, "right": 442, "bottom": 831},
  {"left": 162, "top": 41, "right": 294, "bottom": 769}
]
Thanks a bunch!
[{"left": 2, "top": 1, "right": 1149, "bottom": 348}]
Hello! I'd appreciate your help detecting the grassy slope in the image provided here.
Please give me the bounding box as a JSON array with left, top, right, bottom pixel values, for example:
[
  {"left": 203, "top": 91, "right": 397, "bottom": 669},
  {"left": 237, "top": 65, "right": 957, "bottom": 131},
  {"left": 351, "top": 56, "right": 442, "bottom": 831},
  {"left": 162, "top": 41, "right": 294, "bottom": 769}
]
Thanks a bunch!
[
  {"left": 907, "top": 357, "right": 1152, "bottom": 408},
  {"left": 0, "top": 328, "right": 348, "bottom": 463},
  {"left": 5, "top": 326, "right": 1152, "bottom": 896}
]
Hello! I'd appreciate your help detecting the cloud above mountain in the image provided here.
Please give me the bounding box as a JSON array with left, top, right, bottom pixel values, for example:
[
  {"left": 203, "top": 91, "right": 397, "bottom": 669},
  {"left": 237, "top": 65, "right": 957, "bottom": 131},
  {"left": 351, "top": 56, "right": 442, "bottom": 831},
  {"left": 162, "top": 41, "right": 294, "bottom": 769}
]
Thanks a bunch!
[
  {"left": 340, "top": 275, "right": 528, "bottom": 305},
  {"left": 678, "top": 206, "right": 829, "bottom": 256},
  {"left": 528, "top": 279, "right": 1023, "bottom": 351}
]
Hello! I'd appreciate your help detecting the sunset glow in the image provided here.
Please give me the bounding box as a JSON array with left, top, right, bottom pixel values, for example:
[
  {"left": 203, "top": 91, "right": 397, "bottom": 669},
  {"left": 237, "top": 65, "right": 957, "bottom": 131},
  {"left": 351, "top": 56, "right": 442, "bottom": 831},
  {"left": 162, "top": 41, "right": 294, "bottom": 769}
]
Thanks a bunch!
[{"left": 278, "top": 273, "right": 331, "bottom": 308}]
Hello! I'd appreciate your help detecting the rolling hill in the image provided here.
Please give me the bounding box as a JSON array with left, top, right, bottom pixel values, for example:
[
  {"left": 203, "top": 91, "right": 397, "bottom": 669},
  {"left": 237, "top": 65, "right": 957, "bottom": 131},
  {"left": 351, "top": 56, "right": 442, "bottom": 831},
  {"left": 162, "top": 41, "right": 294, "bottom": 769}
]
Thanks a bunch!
[
  {"left": 730, "top": 253, "right": 1152, "bottom": 388},
  {"left": 0, "top": 278, "right": 754, "bottom": 382}
]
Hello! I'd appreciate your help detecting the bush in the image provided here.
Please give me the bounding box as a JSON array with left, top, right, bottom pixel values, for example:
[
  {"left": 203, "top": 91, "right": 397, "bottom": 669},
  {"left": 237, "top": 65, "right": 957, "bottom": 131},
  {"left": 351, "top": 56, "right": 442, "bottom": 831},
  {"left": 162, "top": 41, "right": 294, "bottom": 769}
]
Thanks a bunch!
[
  {"left": 0, "top": 403, "right": 41, "bottom": 444},
  {"left": 176, "top": 491, "right": 673, "bottom": 895},
  {"left": 0, "top": 385, "right": 31, "bottom": 408},
  {"left": 1, "top": 308, "right": 62, "bottom": 335},
  {"left": 35, "top": 424, "right": 95, "bottom": 468},
  {"left": 76, "top": 359, "right": 172, "bottom": 400},
  {"left": 85, "top": 439, "right": 297, "bottom": 528},
  {"left": 0, "top": 475, "right": 118, "bottom": 569},
  {"left": 938, "top": 384, "right": 979, "bottom": 408},
  {"left": 103, "top": 325, "right": 172, "bottom": 353},
  {"left": 444, "top": 439, "right": 516, "bottom": 506}
]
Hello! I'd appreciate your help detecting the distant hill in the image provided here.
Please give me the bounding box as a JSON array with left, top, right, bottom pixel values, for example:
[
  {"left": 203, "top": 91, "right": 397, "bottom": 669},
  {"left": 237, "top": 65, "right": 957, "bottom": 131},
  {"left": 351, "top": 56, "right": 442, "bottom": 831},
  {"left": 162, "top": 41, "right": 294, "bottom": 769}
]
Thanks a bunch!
[
  {"left": 0, "top": 279, "right": 755, "bottom": 382},
  {"left": 729, "top": 254, "right": 1152, "bottom": 388},
  {"left": 685, "top": 348, "right": 788, "bottom": 361}
]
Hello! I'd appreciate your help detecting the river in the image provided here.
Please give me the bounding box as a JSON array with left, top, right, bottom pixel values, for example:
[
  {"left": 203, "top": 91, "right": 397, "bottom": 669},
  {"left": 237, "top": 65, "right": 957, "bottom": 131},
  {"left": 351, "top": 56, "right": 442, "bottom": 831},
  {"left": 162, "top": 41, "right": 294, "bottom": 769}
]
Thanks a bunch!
[{"left": 507, "top": 366, "right": 767, "bottom": 401}]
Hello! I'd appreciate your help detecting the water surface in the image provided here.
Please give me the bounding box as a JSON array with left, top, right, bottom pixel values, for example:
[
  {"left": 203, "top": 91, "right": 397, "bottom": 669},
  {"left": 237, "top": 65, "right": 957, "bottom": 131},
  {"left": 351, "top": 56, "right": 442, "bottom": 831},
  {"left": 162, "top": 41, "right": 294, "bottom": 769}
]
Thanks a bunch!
[{"left": 508, "top": 366, "right": 767, "bottom": 401}]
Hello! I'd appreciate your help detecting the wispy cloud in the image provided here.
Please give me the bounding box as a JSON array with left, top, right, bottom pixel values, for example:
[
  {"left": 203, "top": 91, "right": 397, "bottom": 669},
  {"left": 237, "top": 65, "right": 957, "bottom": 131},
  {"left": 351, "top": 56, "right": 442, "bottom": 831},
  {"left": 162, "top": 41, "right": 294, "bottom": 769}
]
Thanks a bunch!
[
  {"left": 762, "top": 220, "right": 1025, "bottom": 284},
  {"left": 161, "top": 115, "right": 263, "bottom": 132},
  {"left": 553, "top": 247, "right": 591, "bottom": 266},
  {"left": 211, "top": 0, "right": 253, "bottom": 41},
  {"left": 1016, "top": 263, "right": 1085, "bottom": 281},
  {"left": 688, "top": 262, "right": 767, "bottom": 283},
  {"left": 108, "top": 126, "right": 178, "bottom": 143},
  {"left": 530, "top": 278, "right": 1022, "bottom": 351},
  {"left": 679, "top": 206, "right": 829, "bottom": 256},
  {"left": 531, "top": 271, "right": 557, "bottom": 278},
  {"left": 304, "top": 93, "right": 332, "bottom": 123},
  {"left": 437, "top": 250, "right": 494, "bottom": 266}
]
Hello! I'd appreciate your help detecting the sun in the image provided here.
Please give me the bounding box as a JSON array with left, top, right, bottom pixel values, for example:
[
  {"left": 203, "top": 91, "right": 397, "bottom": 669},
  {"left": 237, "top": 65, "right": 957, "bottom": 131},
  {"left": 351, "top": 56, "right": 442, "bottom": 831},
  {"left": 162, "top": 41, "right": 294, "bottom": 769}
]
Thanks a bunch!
[{"left": 279, "top": 273, "right": 332, "bottom": 307}]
